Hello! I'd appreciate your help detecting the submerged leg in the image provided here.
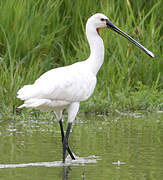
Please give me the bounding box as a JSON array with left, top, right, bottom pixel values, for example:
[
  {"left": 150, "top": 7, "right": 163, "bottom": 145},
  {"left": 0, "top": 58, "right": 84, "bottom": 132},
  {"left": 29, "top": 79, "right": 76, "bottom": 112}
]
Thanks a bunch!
[{"left": 59, "top": 120, "right": 75, "bottom": 162}]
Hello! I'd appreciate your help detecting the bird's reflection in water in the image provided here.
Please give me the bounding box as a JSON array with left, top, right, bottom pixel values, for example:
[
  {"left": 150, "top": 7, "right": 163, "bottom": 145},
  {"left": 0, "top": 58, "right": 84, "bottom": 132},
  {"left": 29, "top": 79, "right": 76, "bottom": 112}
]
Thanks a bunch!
[
  {"left": 62, "top": 166, "right": 85, "bottom": 180},
  {"left": 62, "top": 166, "right": 72, "bottom": 180}
]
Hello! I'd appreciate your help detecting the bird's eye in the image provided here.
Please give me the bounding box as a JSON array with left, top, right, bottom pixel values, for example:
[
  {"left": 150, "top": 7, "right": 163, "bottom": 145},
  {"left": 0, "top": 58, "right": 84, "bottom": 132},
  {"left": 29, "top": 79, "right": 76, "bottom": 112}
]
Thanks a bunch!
[{"left": 101, "top": 18, "right": 105, "bottom": 21}]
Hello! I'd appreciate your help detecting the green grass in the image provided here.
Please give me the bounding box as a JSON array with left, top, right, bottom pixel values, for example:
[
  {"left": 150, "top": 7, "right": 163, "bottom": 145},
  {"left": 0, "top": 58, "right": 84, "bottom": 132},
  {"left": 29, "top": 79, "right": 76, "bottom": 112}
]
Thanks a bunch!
[{"left": 0, "top": 0, "right": 162, "bottom": 115}]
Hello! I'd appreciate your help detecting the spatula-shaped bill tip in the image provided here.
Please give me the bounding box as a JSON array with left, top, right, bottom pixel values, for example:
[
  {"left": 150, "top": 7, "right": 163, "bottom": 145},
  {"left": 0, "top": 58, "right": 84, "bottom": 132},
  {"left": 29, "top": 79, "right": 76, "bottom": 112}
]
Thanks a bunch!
[{"left": 106, "top": 19, "right": 155, "bottom": 58}]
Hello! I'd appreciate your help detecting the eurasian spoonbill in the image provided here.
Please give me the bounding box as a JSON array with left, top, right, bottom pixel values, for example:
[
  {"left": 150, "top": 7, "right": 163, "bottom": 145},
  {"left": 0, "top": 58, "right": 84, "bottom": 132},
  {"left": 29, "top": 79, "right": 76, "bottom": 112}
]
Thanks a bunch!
[{"left": 17, "top": 13, "right": 154, "bottom": 163}]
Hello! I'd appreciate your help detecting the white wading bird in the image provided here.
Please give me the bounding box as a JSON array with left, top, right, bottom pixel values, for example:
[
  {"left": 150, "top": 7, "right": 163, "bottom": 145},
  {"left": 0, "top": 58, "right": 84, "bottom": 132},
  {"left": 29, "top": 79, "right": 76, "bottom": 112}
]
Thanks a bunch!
[{"left": 17, "top": 13, "right": 154, "bottom": 163}]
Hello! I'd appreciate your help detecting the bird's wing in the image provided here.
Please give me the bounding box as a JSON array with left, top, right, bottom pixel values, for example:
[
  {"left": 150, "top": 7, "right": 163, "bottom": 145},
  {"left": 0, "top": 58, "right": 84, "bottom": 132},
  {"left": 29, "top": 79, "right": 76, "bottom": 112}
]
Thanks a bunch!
[{"left": 17, "top": 63, "right": 96, "bottom": 102}]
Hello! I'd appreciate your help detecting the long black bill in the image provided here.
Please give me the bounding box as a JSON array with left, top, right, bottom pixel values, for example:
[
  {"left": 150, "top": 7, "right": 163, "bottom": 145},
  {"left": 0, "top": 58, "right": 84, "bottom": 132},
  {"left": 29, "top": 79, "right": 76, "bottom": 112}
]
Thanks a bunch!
[{"left": 106, "top": 19, "right": 154, "bottom": 58}]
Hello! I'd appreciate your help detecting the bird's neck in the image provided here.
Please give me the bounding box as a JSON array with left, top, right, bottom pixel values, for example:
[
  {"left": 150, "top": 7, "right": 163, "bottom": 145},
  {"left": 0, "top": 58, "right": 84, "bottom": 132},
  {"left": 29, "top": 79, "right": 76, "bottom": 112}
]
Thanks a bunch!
[{"left": 86, "top": 25, "right": 105, "bottom": 75}]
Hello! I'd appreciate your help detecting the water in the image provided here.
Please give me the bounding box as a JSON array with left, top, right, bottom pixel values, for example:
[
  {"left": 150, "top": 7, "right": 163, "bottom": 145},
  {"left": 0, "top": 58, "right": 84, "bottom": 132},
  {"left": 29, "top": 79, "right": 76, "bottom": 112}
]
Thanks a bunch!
[{"left": 0, "top": 112, "right": 162, "bottom": 179}]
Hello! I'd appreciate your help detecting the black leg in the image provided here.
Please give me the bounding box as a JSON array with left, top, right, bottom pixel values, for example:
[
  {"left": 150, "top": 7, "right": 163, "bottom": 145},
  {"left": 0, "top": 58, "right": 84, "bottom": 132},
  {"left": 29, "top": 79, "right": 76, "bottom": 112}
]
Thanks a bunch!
[
  {"left": 62, "top": 122, "right": 75, "bottom": 163},
  {"left": 59, "top": 120, "right": 75, "bottom": 163}
]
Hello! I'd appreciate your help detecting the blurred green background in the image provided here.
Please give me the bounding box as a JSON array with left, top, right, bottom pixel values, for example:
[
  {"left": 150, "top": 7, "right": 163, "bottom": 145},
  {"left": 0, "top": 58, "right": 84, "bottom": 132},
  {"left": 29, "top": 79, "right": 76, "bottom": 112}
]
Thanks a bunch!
[{"left": 0, "top": 0, "right": 162, "bottom": 114}]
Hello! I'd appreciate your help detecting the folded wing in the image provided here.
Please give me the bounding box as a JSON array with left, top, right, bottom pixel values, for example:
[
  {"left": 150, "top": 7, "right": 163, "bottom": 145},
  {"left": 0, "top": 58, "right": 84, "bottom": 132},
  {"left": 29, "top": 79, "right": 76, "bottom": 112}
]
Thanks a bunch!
[{"left": 17, "top": 63, "right": 96, "bottom": 103}]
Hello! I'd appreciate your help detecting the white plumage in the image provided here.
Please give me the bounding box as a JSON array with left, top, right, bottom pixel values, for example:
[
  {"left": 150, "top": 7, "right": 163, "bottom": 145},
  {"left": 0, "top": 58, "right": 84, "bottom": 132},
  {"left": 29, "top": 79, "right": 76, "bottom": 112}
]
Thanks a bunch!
[
  {"left": 17, "top": 13, "right": 108, "bottom": 122},
  {"left": 17, "top": 62, "right": 96, "bottom": 114}
]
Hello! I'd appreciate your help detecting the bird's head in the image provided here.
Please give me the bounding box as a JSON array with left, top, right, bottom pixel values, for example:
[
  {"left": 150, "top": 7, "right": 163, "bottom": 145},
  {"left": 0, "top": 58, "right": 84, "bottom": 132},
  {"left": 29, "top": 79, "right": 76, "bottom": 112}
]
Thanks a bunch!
[{"left": 87, "top": 13, "right": 109, "bottom": 29}]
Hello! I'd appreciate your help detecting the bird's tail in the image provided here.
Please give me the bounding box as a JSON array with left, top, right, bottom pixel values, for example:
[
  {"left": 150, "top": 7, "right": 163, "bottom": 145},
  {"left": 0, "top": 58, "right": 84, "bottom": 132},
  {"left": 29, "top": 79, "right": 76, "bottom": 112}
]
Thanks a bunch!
[
  {"left": 17, "top": 98, "right": 49, "bottom": 109},
  {"left": 17, "top": 84, "right": 39, "bottom": 101},
  {"left": 17, "top": 84, "right": 52, "bottom": 109}
]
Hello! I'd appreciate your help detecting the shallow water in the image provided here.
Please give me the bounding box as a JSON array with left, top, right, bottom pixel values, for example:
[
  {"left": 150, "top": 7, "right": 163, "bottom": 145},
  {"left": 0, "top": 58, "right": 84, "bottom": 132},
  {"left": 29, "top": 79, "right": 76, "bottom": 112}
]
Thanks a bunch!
[{"left": 0, "top": 112, "right": 162, "bottom": 179}]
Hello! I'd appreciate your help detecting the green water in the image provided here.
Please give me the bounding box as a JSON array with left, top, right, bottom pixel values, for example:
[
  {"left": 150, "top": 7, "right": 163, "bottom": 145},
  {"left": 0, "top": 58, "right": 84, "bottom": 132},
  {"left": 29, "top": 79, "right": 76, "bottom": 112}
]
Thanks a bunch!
[{"left": 0, "top": 112, "right": 162, "bottom": 180}]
